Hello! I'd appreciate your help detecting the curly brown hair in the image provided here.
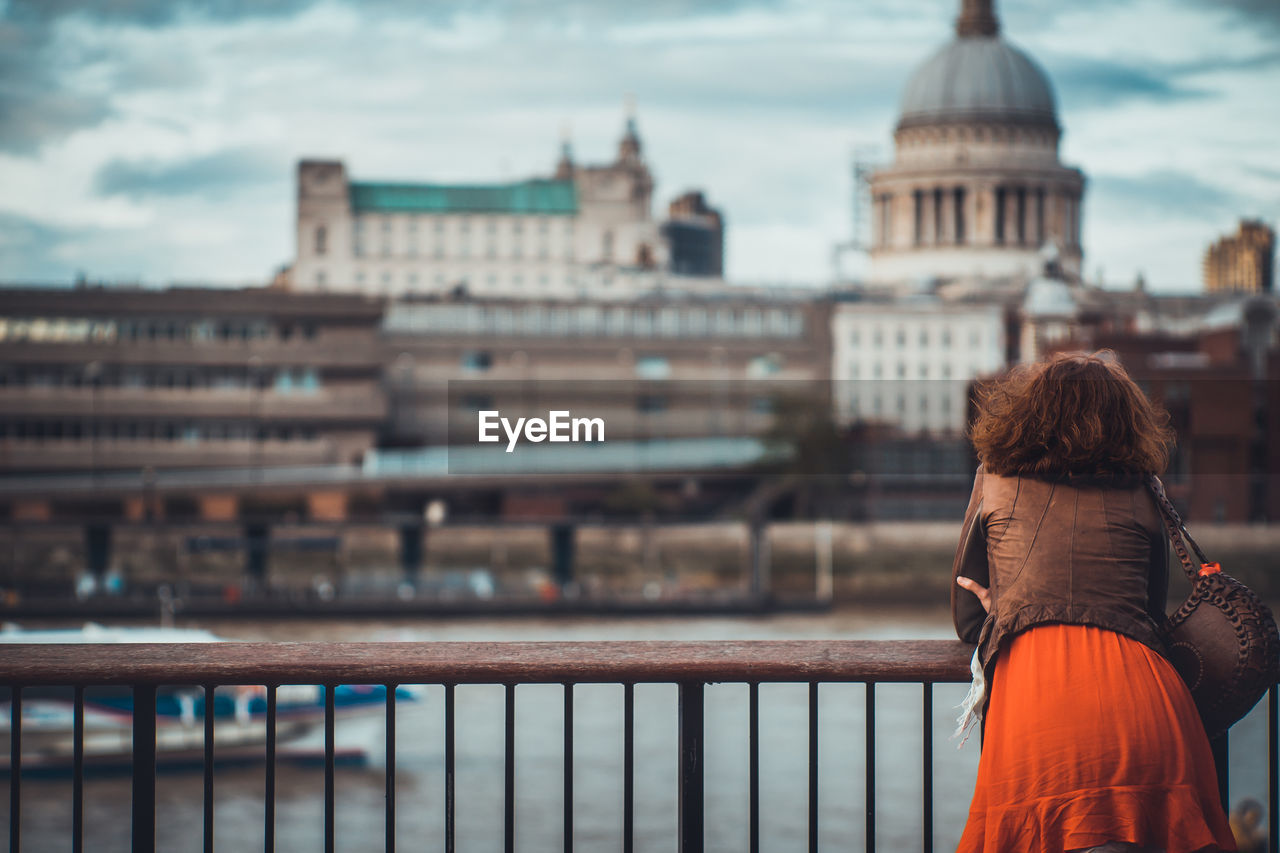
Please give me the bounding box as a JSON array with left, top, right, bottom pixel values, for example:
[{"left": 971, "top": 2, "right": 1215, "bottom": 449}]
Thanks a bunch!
[{"left": 969, "top": 351, "right": 1175, "bottom": 484}]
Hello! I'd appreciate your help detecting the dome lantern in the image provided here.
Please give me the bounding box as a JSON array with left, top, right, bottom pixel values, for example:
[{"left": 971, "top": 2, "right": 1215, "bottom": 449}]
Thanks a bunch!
[{"left": 956, "top": 0, "right": 999, "bottom": 38}]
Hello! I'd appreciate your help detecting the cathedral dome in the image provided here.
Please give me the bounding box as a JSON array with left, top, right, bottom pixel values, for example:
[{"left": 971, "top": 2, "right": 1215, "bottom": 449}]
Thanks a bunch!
[{"left": 897, "top": 1, "right": 1058, "bottom": 131}]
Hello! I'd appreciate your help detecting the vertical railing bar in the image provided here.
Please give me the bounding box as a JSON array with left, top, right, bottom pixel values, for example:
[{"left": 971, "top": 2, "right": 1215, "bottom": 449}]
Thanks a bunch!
[
  {"left": 1269, "top": 685, "right": 1278, "bottom": 853},
  {"left": 678, "top": 681, "right": 705, "bottom": 853},
  {"left": 9, "top": 686, "right": 20, "bottom": 853},
  {"left": 922, "top": 683, "right": 933, "bottom": 853},
  {"left": 131, "top": 684, "right": 157, "bottom": 853},
  {"left": 808, "top": 681, "right": 819, "bottom": 853},
  {"left": 563, "top": 683, "right": 573, "bottom": 853},
  {"left": 386, "top": 684, "right": 396, "bottom": 853},
  {"left": 865, "top": 681, "right": 876, "bottom": 853},
  {"left": 445, "top": 684, "right": 456, "bottom": 853},
  {"left": 504, "top": 683, "right": 515, "bottom": 853},
  {"left": 265, "top": 685, "right": 277, "bottom": 853},
  {"left": 203, "top": 684, "right": 215, "bottom": 853},
  {"left": 748, "top": 682, "right": 759, "bottom": 853},
  {"left": 325, "top": 683, "right": 336, "bottom": 853},
  {"left": 623, "top": 682, "right": 634, "bottom": 853},
  {"left": 74, "top": 685, "right": 85, "bottom": 853}
]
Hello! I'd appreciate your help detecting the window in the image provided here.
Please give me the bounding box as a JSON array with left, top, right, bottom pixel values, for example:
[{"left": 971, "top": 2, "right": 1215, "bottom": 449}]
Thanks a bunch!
[
  {"left": 635, "top": 356, "right": 670, "bottom": 379},
  {"left": 314, "top": 225, "right": 327, "bottom": 255},
  {"left": 637, "top": 394, "right": 667, "bottom": 413},
  {"left": 747, "top": 353, "right": 783, "bottom": 377},
  {"left": 461, "top": 351, "right": 492, "bottom": 372},
  {"left": 602, "top": 230, "right": 614, "bottom": 261}
]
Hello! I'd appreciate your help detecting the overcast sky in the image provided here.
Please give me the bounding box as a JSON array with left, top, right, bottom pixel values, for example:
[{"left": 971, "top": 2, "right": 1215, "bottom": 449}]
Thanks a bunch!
[{"left": 1, "top": 0, "right": 1277, "bottom": 293}]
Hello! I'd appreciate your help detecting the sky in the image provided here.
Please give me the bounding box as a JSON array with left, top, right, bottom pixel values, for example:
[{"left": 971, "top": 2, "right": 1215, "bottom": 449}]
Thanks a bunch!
[{"left": 0, "top": 0, "right": 1277, "bottom": 293}]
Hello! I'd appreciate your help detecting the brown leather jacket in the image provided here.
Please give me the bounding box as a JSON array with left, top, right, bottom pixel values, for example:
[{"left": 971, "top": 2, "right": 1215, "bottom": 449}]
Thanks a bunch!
[{"left": 951, "top": 466, "right": 1170, "bottom": 680}]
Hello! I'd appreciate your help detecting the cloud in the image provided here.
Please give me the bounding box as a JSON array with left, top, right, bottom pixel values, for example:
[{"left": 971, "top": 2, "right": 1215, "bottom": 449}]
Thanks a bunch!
[
  {"left": 1045, "top": 56, "right": 1208, "bottom": 109},
  {"left": 94, "top": 148, "right": 285, "bottom": 199},
  {"left": 0, "top": 212, "right": 85, "bottom": 282},
  {"left": 0, "top": 19, "right": 113, "bottom": 154},
  {"left": 1183, "top": 0, "right": 1280, "bottom": 33},
  {"left": 1089, "top": 170, "right": 1243, "bottom": 219}
]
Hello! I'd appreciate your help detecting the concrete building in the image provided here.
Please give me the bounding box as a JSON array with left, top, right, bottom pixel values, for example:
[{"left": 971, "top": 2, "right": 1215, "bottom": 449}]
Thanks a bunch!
[
  {"left": 830, "top": 298, "right": 1006, "bottom": 435},
  {"left": 1204, "top": 219, "right": 1275, "bottom": 294},
  {"left": 1041, "top": 295, "right": 1280, "bottom": 522},
  {"left": 867, "top": 0, "right": 1085, "bottom": 285},
  {"left": 663, "top": 191, "right": 725, "bottom": 277},
  {"left": 292, "top": 115, "right": 723, "bottom": 300},
  {"left": 0, "top": 286, "right": 387, "bottom": 476},
  {"left": 380, "top": 291, "right": 831, "bottom": 448}
]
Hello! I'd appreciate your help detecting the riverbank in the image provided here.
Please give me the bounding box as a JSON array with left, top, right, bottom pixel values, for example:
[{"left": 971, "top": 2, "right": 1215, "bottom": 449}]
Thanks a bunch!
[{"left": 4, "top": 520, "right": 1278, "bottom": 615}]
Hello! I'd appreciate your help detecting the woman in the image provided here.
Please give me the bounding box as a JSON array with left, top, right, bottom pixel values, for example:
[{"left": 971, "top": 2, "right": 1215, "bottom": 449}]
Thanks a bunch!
[{"left": 951, "top": 351, "right": 1236, "bottom": 853}]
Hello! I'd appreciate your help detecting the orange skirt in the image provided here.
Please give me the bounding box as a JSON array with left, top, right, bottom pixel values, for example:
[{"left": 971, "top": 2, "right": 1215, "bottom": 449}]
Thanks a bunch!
[{"left": 957, "top": 624, "right": 1237, "bottom": 853}]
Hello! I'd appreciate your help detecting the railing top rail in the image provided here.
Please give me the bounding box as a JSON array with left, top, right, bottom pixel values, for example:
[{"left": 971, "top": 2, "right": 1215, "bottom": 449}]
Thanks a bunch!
[{"left": 0, "top": 640, "right": 975, "bottom": 686}]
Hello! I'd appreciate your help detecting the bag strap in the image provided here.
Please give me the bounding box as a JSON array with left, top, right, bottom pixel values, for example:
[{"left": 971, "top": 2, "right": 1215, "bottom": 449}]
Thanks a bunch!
[{"left": 1146, "top": 474, "right": 1214, "bottom": 582}]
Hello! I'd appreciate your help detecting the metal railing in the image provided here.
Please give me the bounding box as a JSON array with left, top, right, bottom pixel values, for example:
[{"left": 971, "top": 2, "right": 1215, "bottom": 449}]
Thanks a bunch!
[{"left": 2, "top": 641, "right": 1276, "bottom": 852}]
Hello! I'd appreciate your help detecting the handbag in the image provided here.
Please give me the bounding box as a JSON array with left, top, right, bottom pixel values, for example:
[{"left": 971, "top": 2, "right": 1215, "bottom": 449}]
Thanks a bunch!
[{"left": 1148, "top": 474, "right": 1280, "bottom": 739}]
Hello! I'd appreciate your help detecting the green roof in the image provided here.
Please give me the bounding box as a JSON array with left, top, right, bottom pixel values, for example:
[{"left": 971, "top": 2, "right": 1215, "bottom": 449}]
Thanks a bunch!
[{"left": 350, "top": 179, "right": 578, "bottom": 215}]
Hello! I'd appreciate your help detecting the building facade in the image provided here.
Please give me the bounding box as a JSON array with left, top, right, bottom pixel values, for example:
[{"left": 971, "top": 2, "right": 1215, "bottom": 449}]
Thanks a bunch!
[
  {"left": 830, "top": 299, "right": 1006, "bottom": 435},
  {"left": 292, "top": 117, "right": 726, "bottom": 300},
  {"left": 380, "top": 292, "right": 831, "bottom": 448},
  {"left": 1204, "top": 219, "right": 1275, "bottom": 294},
  {"left": 867, "top": 0, "right": 1085, "bottom": 285},
  {"left": 0, "top": 287, "right": 387, "bottom": 475}
]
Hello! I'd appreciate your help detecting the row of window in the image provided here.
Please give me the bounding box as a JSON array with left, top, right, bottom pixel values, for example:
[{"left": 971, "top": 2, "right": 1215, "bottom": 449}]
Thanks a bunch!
[
  {"left": 352, "top": 242, "right": 574, "bottom": 262},
  {"left": 353, "top": 214, "right": 573, "bottom": 237},
  {"left": 846, "top": 393, "right": 960, "bottom": 417},
  {"left": 454, "top": 352, "right": 785, "bottom": 378},
  {"left": 329, "top": 269, "right": 574, "bottom": 291},
  {"left": 0, "top": 421, "right": 320, "bottom": 442},
  {"left": 384, "top": 304, "right": 807, "bottom": 340},
  {"left": 846, "top": 325, "right": 992, "bottom": 349},
  {"left": 0, "top": 366, "right": 321, "bottom": 392},
  {"left": 454, "top": 395, "right": 775, "bottom": 416},
  {"left": 844, "top": 363, "right": 985, "bottom": 380},
  {"left": 0, "top": 317, "right": 319, "bottom": 345}
]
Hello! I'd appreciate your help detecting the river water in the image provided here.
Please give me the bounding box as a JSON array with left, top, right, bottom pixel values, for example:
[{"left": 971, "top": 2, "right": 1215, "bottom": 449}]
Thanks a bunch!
[{"left": 4, "top": 607, "right": 1272, "bottom": 851}]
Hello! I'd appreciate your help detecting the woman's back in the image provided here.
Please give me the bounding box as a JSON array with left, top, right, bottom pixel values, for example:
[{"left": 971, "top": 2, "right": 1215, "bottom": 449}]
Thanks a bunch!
[{"left": 980, "top": 473, "right": 1167, "bottom": 654}]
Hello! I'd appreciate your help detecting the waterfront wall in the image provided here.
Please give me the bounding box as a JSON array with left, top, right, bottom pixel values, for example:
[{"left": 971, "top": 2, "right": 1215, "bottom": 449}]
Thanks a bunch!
[{"left": 4, "top": 521, "right": 1278, "bottom": 605}]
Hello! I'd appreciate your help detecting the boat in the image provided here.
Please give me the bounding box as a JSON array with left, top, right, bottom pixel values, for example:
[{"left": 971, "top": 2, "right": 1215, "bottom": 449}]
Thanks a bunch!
[{"left": 0, "top": 624, "right": 419, "bottom": 774}]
